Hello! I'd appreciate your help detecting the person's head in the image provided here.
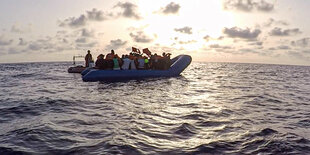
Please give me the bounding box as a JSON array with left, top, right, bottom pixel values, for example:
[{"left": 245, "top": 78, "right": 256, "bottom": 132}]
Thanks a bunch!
[
  {"left": 87, "top": 50, "right": 91, "bottom": 54},
  {"left": 162, "top": 52, "right": 166, "bottom": 56},
  {"left": 98, "top": 54, "right": 104, "bottom": 59},
  {"left": 111, "top": 49, "right": 115, "bottom": 54}
]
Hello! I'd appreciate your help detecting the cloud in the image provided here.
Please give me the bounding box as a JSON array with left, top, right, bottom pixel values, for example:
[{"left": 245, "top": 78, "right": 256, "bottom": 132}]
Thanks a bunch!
[
  {"left": 3, "top": 35, "right": 75, "bottom": 54},
  {"left": 59, "top": 8, "right": 111, "bottom": 28},
  {"left": 81, "top": 28, "right": 95, "bottom": 37},
  {"left": 160, "top": 2, "right": 181, "bottom": 14},
  {"left": 59, "top": 14, "right": 87, "bottom": 28},
  {"left": 11, "top": 24, "right": 32, "bottom": 33},
  {"left": 209, "top": 44, "right": 232, "bottom": 49},
  {"left": 28, "top": 42, "right": 43, "bottom": 51},
  {"left": 249, "top": 41, "right": 263, "bottom": 46},
  {"left": 0, "top": 35, "right": 13, "bottom": 45},
  {"left": 203, "top": 35, "right": 210, "bottom": 42},
  {"left": 87, "top": 8, "right": 105, "bottom": 21},
  {"left": 223, "top": 0, "right": 254, "bottom": 12},
  {"left": 174, "top": 26, "right": 193, "bottom": 34},
  {"left": 8, "top": 47, "right": 27, "bottom": 54},
  {"left": 76, "top": 42, "right": 97, "bottom": 48},
  {"left": 255, "top": 0, "right": 274, "bottom": 12},
  {"left": 239, "top": 48, "right": 260, "bottom": 54},
  {"left": 287, "top": 51, "right": 310, "bottom": 61},
  {"left": 207, "top": 44, "right": 235, "bottom": 54},
  {"left": 129, "top": 31, "right": 153, "bottom": 43},
  {"left": 263, "top": 18, "right": 289, "bottom": 27},
  {"left": 223, "top": 0, "right": 274, "bottom": 12},
  {"left": 303, "top": 50, "right": 310, "bottom": 54},
  {"left": 278, "top": 45, "right": 291, "bottom": 50},
  {"left": 218, "top": 36, "right": 225, "bottom": 40},
  {"left": 223, "top": 27, "right": 261, "bottom": 39},
  {"left": 62, "top": 38, "right": 69, "bottom": 43},
  {"left": 269, "top": 27, "right": 301, "bottom": 36},
  {"left": 18, "top": 38, "right": 27, "bottom": 46},
  {"left": 105, "top": 39, "right": 127, "bottom": 50},
  {"left": 114, "top": 2, "right": 141, "bottom": 19},
  {"left": 291, "top": 38, "right": 310, "bottom": 47},
  {"left": 178, "top": 40, "right": 197, "bottom": 44},
  {"left": 75, "top": 38, "right": 87, "bottom": 43}
]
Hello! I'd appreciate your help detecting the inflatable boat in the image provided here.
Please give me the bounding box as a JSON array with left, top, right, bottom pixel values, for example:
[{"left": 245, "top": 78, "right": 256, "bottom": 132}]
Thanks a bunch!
[
  {"left": 68, "top": 66, "right": 86, "bottom": 73},
  {"left": 82, "top": 55, "right": 191, "bottom": 82},
  {"left": 68, "top": 55, "right": 88, "bottom": 73}
]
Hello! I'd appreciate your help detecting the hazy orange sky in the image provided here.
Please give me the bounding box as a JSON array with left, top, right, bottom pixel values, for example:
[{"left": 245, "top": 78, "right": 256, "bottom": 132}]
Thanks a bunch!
[{"left": 0, "top": 0, "right": 310, "bottom": 65}]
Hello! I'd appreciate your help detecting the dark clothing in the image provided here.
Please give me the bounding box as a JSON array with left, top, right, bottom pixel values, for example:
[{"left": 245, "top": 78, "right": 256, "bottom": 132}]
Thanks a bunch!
[
  {"left": 107, "top": 59, "right": 114, "bottom": 69},
  {"left": 95, "top": 58, "right": 106, "bottom": 69},
  {"left": 85, "top": 53, "right": 92, "bottom": 67}
]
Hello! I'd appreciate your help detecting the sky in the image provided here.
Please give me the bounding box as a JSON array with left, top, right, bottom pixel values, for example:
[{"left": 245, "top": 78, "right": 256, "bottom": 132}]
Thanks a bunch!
[{"left": 0, "top": 0, "right": 310, "bottom": 65}]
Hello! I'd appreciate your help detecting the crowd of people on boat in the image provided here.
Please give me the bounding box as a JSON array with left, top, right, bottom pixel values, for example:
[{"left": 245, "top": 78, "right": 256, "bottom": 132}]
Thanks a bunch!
[{"left": 85, "top": 47, "right": 172, "bottom": 70}]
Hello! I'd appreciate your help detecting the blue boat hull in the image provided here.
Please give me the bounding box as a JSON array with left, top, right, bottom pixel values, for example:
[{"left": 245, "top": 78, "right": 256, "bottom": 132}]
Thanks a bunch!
[{"left": 82, "top": 55, "right": 191, "bottom": 82}]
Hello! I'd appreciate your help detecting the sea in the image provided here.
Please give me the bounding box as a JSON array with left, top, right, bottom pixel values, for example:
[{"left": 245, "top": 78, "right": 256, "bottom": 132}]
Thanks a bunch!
[{"left": 0, "top": 61, "right": 309, "bottom": 155}]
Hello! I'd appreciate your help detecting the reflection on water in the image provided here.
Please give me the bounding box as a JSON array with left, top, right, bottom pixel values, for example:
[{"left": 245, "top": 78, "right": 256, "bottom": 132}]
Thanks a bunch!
[{"left": 0, "top": 62, "right": 310, "bottom": 154}]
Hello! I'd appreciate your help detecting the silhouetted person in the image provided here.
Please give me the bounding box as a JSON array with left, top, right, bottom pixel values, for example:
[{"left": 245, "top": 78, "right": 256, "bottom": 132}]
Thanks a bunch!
[
  {"left": 85, "top": 50, "right": 93, "bottom": 67},
  {"left": 106, "top": 49, "right": 115, "bottom": 60}
]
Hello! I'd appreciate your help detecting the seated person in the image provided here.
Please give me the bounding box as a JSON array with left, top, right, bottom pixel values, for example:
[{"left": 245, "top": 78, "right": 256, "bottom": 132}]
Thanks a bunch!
[
  {"left": 137, "top": 55, "right": 145, "bottom": 70},
  {"left": 163, "top": 52, "right": 172, "bottom": 70},
  {"left": 129, "top": 53, "right": 137, "bottom": 70},
  {"left": 144, "top": 56, "right": 150, "bottom": 69},
  {"left": 106, "top": 59, "right": 114, "bottom": 70},
  {"left": 113, "top": 55, "right": 121, "bottom": 70},
  {"left": 121, "top": 55, "right": 131, "bottom": 70},
  {"left": 95, "top": 54, "right": 106, "bottom": 69},
  {"left": 150, "top": 53, "right": 157, "bottom": 70}
]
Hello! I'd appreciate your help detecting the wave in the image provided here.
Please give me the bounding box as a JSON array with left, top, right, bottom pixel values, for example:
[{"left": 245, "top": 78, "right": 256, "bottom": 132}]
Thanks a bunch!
[{"left": 171, "top": 123, "right": 197, "bottom": 138}]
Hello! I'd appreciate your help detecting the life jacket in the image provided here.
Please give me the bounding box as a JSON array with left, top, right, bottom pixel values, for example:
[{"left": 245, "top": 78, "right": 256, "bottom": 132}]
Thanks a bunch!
[
  {"left": 113, "top": 58, "right": 120, "bottom": 70},
  {"left": 106, "top": 53, "right": 114, "bottom": 60},
  {"left": 144, "top": 59, "right": 149, "bottom": 64}
]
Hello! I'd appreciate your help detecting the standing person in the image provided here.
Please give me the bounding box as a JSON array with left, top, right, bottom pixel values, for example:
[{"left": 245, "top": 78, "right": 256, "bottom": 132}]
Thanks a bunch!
[
  {"left": 106, "top": 49, "right": 115, "bottom": 60},
  {"left": 85, "top": 50, "right": 93, "bottom": 67}
]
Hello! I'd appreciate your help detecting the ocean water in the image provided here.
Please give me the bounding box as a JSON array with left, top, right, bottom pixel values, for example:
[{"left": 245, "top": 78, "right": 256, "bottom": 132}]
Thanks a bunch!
[{"left": 0, "top": 62, "right": 309, "bottom": 155}]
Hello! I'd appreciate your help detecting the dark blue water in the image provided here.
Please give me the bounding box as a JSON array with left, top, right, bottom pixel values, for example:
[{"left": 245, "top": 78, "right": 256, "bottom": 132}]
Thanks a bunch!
[{"left": 0, "top": 62, "right": 310, "bottom": 154}]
